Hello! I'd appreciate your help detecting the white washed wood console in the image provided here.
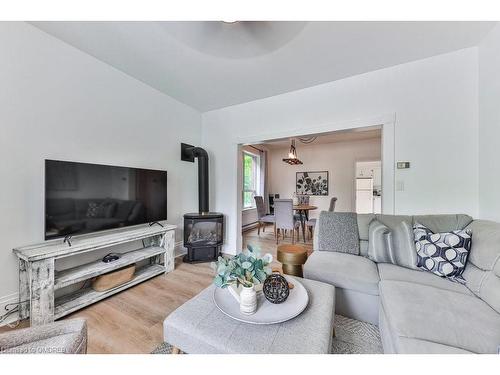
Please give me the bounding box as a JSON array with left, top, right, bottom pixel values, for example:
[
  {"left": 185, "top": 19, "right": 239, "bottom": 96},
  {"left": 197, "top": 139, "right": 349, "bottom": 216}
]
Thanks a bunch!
[{"left": 13, "top": 224, "right": 176, "bottom": 326}]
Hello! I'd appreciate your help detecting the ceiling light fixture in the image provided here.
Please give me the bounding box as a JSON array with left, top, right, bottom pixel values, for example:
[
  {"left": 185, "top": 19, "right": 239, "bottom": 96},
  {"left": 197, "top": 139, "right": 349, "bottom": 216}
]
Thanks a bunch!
[{"left": 283, "top": 139, "right": 303, "bottom": 165}]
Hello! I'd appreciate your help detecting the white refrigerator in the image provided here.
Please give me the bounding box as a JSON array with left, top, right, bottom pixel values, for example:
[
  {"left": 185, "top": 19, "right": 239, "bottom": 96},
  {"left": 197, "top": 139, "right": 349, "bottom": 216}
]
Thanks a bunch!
[{"left": 356, "top": 178, "right": 374, "bottom": 214}]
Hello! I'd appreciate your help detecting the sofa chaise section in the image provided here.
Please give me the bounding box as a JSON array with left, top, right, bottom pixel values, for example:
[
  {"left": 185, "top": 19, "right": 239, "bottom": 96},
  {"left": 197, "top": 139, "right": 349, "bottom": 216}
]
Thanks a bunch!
[
  {"left": 379, "top": 280, "right": 500, "bottom": 353},
  {"left": 304, "top": 251, "right": 380, "bottom": 325},
  {"left": 304, "top": 212, "right": 500, "bottom": 354}
]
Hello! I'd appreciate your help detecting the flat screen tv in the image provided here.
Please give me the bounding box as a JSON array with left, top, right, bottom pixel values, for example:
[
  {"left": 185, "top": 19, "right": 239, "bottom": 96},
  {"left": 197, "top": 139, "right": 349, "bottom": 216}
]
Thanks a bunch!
[{"left": 45, "top": 159, "right": 167, "bottom": 240}]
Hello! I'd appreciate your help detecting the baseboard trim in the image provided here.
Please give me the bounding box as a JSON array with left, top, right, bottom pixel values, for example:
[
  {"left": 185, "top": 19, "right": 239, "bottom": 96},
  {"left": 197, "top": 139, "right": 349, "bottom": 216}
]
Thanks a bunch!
[
  {"left": 242, "top": 222, "right": 259, "bottom": 232},
  {"left": 0, "top": 292, "right": 20, "bottom": 327},
  {"left": 174, "top": 241, "right": 186, "bottom": 258}
]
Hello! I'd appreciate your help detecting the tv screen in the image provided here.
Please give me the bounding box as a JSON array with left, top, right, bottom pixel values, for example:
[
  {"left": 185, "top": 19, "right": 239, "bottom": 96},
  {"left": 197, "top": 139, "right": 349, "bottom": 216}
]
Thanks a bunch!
[{"left": 45, "top": 160, "right": 167, "bottom": 240}]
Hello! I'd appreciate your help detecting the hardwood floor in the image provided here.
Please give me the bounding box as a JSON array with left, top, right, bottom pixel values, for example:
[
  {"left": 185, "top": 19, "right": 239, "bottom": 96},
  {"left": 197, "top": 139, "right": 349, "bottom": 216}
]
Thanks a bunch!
[
  {"left": 243, "top": 224, "right": 314, "bottom": 260},
  {"left": 0, "top": 224, "right": 313, "bottom": 354}
]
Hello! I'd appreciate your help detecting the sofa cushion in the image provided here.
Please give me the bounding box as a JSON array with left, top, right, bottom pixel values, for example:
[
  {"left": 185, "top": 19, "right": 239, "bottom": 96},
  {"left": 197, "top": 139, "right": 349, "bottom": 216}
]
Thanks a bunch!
[
  {"left": 357, "top": 214, "right": 375, "bottom": 241},
  {"left": 463, "top": 220, "right": 500, "bottom": 314},
  {"left": 304, "top": 251, "right": 380, "bottom": 295},
  {"left": 46, "top": 198, "right": 75, "bottom": 218},
  {"left": 375, "top": 214, "right": 413, "bottom": 231},
  {"left": 379, "top": 280, "right": 500, "bottom": 353},
  {"left": 85, "top": 218, "right": 122, "bottom": 231},
  {"left": 413, "top": 214, "right": 473, "bottom": 233},
  {"left": 395, "top": 337, "right": 473, "bottom": 354},
  {"left": 377, "top": 263, "right": 473, "bottom": 295},
  {"left": 357, "top": 214, "right": 375, "bottom": 257},
  {"left": 114, "top": 200, "right": 136, "bottom": 221},
  {"left": 465, "top": 220, "right": 500, "bottom": 271}
]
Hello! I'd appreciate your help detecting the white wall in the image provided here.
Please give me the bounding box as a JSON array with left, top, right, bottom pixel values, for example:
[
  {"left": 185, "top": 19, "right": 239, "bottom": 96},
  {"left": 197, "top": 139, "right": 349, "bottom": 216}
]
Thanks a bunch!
[
  {"left": 267, "top": 138, "right": 381, "bottom": 217},
  {"left": 0, "top": 23, "right": 201, "bottom": 314},
  {"left": 478, "top": 24, "right": 500, "bottom": 222},
  {"left": 202, "top": 48, "right": 479, "bottom": 254}
]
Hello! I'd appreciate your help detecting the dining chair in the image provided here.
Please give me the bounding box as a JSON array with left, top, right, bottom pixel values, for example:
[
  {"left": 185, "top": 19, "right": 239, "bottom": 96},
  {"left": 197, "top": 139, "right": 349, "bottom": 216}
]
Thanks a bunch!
[
  {"left": 329, "top": 197, "right": 338, "bottom": 212},
  {"left": 306, "top": 197, "right": 338, "bottom": 240},
  {"left": 254, "top": 196, "right": 275, "bottom": 235},
  {"left": 274, "top": 199, "right": 301, "bottom": 244}
]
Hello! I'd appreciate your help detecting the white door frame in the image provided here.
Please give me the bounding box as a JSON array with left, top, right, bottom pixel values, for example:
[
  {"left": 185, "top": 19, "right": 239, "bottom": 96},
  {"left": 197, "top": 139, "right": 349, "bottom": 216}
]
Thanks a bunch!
[{"left": 234, "top": 113, "right": 396, "bottom": 252}]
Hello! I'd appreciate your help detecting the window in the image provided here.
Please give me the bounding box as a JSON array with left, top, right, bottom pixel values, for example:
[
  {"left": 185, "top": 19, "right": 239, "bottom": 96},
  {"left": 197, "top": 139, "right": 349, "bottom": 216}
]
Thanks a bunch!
[{"left": 242, "top": 151, "right": 260, "bottom": 209}]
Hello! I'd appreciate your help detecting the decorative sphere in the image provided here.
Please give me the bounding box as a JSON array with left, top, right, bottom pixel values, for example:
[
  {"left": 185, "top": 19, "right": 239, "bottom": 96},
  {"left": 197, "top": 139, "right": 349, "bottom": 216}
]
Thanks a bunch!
[{"left": 263, "top": 273, "right": 290, "bottom": 304}]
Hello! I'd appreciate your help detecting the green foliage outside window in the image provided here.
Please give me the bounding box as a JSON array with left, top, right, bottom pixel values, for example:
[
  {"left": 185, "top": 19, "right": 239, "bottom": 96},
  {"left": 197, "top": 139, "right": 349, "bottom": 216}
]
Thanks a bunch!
[{"left": 243, "top": 152, "right": 258, "bottom": 208}]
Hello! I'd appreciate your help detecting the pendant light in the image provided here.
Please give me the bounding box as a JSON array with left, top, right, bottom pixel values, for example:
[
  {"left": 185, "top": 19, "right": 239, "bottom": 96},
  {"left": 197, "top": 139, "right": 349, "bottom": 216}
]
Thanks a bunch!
[{"left": 282, "top": 139, "right": 303, "bottom": 165}]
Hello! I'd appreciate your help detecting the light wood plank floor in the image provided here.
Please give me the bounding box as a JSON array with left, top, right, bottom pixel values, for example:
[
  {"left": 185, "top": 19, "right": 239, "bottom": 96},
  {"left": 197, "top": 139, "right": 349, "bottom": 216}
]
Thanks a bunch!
[{"left": 0, "top": 225, "right": 313, "bottom": 354}]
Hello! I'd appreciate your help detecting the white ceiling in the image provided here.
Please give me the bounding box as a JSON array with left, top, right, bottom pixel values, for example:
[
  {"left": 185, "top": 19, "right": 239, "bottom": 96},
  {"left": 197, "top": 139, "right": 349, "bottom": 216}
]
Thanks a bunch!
[{"left": 31, "top": 21, "right": 496, "bottom": 112}]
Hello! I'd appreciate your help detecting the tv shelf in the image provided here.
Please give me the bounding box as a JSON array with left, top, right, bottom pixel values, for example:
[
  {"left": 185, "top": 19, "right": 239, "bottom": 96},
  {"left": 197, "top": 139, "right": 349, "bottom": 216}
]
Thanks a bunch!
[
  {"left": 54, "top": 246, "right": 166, "bottom": 290},
  {"left": 13, "top": 223, "right": 176, "bottom": 326},
  {"left": 54, "top": 264, "right": 165, "bottom": 320}
]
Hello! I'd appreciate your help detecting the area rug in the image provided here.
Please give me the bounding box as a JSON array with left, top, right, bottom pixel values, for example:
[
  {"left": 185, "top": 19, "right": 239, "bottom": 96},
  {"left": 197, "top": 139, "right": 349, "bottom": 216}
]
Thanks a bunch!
[{"left": 151, "top": 314, "right": 383, "bottom": 354}]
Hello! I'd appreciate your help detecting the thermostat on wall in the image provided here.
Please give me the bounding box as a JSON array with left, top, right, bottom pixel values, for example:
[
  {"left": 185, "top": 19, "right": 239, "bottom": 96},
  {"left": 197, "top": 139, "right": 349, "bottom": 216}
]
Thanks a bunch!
[{"left": 397, "top": 162, "right": 410, "bottom": 169}]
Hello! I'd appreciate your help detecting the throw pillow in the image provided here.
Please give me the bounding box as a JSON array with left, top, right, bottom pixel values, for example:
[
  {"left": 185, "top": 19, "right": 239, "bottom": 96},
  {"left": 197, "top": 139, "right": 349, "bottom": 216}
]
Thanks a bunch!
[
  {"left": 86, "top": 202, "right": 99, "bottom": 218},
  {"left": 86, "top": 200, "right": 116, "bottom": 218},
  {"left": 316, "top": 212, "right": 360, "bottom": 254},
  {"left": 368, "top": 219, "right": 418, "bottom": 269},
  {"left": 413, "top": 222, "right": 472, "bottom": 283}
]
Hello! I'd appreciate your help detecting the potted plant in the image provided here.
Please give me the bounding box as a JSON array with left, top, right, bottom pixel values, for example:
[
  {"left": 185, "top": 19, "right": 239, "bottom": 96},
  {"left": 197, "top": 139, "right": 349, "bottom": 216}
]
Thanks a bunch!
[{"left": 211, "top": 245, "right": 272, "bottom": 315}]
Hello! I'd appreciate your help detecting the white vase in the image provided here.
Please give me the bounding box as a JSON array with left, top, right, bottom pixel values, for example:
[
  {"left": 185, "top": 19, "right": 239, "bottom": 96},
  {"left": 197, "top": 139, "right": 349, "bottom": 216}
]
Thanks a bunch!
[{"left": 228, "top": 284, "right": 257, "bottom": 315}]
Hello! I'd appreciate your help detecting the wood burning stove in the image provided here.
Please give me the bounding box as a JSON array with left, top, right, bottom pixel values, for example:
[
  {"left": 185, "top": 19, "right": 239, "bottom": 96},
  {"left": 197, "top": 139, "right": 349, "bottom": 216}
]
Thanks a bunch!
[
  {"left": 181, "top": 143, "right": 224, "bottom": 263},
  {"left": 183, "top": 212, "right": 223, "bottom": 263}
]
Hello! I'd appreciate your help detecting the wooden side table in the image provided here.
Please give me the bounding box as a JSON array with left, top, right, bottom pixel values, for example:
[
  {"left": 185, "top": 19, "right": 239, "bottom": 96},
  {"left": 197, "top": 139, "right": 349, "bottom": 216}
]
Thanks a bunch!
[{"left": 277, "top": 244, "right": 308, "bottom": 277}]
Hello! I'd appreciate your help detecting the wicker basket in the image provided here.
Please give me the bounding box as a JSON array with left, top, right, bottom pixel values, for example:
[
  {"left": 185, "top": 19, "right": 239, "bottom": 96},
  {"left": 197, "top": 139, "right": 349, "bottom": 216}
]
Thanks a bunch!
[{"left": 92, "top": 264, "right": 136, "bottom": 292}]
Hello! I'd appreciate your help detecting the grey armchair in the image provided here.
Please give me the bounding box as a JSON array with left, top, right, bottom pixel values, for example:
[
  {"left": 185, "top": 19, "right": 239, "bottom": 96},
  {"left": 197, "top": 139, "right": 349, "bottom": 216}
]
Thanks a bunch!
[
  {"left": 274, "top": 199, "right": 301, "bottom": 244},
  {"left": 0, "top": 319, "right": 87, "bottom": 354},
  {"left": 254, "top": 196, "right": 275, "bottom": 235}
]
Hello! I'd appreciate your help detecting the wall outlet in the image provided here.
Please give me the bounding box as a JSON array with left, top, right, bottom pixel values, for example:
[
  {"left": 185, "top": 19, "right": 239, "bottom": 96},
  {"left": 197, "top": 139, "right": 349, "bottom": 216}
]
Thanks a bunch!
[{"left": 397, "top": 161, "right": 410, "bottom": 169}]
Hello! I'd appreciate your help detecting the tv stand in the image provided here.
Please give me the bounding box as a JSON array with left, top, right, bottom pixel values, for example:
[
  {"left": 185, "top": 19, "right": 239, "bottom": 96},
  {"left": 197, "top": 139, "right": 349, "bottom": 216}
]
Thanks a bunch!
[{"left": 13, "top": 224, "right": 176, "bottom": 326}]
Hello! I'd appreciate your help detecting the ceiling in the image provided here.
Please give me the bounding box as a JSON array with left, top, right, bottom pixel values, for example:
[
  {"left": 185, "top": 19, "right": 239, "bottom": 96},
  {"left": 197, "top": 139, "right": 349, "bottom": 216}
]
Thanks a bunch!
[
  {"left": 260, "top": 128, "right": 382, "bottom": 150},
  {"left": 31, "top": 21, "right": 496, "bottom": 112}
]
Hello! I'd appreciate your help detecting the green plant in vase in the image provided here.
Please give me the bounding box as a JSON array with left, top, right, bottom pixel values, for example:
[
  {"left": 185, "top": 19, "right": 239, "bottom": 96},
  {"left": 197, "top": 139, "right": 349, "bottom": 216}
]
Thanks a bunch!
[
  {"left": 212, "top": 245, "right": 273, "bottom": 288},
  {"left": 211, "top": 245, "right": 273, "bottom": 315}
]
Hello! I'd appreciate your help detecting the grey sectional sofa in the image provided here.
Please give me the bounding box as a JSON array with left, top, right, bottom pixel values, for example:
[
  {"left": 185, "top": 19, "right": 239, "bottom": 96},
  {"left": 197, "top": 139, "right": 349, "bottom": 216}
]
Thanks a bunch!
[{"left": 304, "top": 212, "right": 500, "bottom": 354}]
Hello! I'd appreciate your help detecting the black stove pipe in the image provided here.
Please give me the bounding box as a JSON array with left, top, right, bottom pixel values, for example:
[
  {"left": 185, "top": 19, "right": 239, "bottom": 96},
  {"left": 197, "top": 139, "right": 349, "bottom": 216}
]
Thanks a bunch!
[{"left": 190, "top": 147, "right": 209, "bottom": 214}]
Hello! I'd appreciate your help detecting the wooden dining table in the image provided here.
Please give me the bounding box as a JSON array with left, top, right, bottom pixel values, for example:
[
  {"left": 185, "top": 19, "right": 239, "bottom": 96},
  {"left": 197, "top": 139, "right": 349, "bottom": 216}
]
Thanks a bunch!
[{"left": 293, "top": 204, "right": 318, "bottom": 243}]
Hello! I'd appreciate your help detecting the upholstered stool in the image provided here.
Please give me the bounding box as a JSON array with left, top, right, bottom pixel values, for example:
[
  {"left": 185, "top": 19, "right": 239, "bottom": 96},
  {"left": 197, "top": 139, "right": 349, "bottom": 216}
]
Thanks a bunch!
[{"left": 277, "top": 244, "right": 308, "bottom": 277}]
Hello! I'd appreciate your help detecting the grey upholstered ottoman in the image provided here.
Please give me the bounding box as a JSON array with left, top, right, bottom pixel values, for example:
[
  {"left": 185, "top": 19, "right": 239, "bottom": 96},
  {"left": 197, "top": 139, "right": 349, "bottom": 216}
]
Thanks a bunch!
[
  {"left": 163, "top": 277, "right": 335, "bottom": 354},
  {"left": 0, "top": 319, "right": 87, "bottom": 354}
]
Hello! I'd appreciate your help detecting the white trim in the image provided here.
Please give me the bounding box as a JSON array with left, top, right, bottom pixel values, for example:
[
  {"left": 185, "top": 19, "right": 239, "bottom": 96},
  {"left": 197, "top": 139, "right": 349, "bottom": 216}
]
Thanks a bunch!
[
  {"left": 234, "top": 113, "right": 396, "bottom": 254},
  {"left": 236, "top": 113, "right": 395, "bottom": 145}
]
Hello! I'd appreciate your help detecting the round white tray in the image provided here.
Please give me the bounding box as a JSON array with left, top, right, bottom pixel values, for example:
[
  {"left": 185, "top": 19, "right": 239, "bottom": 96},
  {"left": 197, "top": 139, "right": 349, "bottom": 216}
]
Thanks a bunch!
[{"left": 213, "top": 277, "right": 309, "bottom": 325}]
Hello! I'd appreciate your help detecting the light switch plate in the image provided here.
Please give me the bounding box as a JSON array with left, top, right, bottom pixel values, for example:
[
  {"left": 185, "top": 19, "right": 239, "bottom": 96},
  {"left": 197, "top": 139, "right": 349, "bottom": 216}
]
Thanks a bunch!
[{"left": 397, "top": 162, "right": 410, "bottom": 169}]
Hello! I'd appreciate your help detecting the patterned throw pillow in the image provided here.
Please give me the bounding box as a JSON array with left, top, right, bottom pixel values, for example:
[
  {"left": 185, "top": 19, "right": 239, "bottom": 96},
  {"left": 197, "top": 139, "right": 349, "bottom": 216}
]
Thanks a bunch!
[
  {"left": 86, "top": 200, "right": 117, "bottom": 218},
  {"left": 86, "top": 202, "right": 99, "bottom": 218},
  {"left": 413, "top": 222, "right": 472, "bottom": 283}
]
